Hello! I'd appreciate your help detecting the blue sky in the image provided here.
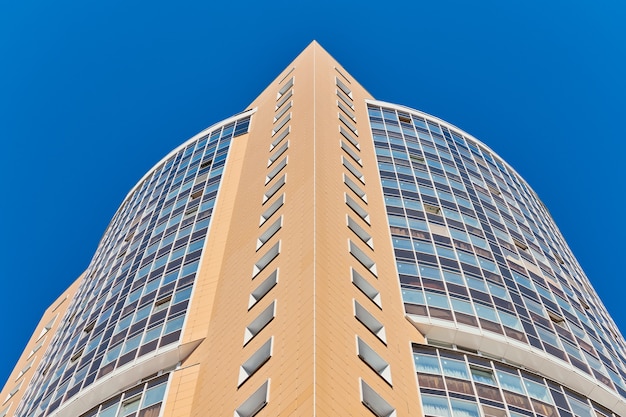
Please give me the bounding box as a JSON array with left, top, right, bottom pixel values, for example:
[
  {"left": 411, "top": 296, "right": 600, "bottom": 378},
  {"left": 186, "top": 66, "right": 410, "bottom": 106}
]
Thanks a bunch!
[{"left": 1, "top": 0, "right": 625, "bottom": 384}]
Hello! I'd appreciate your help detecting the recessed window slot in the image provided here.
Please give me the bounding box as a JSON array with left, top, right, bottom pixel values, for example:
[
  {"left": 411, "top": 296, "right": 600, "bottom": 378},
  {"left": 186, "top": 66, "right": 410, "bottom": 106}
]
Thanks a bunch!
[
  {"left": 249, "top": 270, "right": 278, "bottom": 309},
  {"left": 350, "top": 240, "right": 376, "bottom": 276},
  {"left": 238, "top": 338, "right": 273, "bottom": 387},
  {"left": 260, "top": 195, "right": 284, "bottom": 226},
  {"left": 360, "top": 379, "right": 395, "bottom": 417},
  {"left": 244, "top": 301, "right": 276, "bottom": 346},
  {"left": 252, "top": 242, "right": 280, "bottom": 278},
  {"left": 357, "top": 337, "right": 392, "bottom": 385},
  {"left": 341, "top": 141, "right": 362, "bottom": 166},
  {"left": 256, "top": 216, "right": 283, "bottom": 251},
  {"left": 343, "top": 157, "right": 365, "bottom": 184},
  {"left": 234, "top": 379, "right": 269, "bottom": 417},
  {"left": 348, "top": 216, "right": 373, "bottom": 248},
  {"left": 352, "top": 269, "right": 381, "bottom": 307}
]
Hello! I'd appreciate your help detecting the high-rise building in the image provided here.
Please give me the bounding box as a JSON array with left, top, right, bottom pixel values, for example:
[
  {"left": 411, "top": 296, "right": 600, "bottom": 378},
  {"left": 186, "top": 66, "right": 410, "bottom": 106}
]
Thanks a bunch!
[{"left": 2, "top": 41, "right": 626, "bottom": 417}]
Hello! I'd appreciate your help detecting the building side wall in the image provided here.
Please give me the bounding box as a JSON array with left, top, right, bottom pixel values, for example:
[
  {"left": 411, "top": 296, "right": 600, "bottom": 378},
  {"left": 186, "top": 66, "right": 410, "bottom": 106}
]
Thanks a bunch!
[
  {"left": 310, "top": 43, "right": 425, "bottom": 417},
  {"left": 183, "top": 45, "right": 318, "bottom": 416}
]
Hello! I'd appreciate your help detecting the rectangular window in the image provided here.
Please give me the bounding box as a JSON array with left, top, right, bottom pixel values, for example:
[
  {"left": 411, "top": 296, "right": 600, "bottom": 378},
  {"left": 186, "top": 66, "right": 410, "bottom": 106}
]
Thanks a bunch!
[
  {"left": 470, "top": 366, "right": 495, "bottom": 385},
  {"left": 339, "top": 113, "right": 358, "bottom": 135},
  {"left": 338, "top": 100, "right": 356, "bottom": 121},
  {"left": 276, "top": 77, "right": 294, "bottom": 99},
  {"left": 344, "top": 174, "right": 367, "bottom": 203},
  {"left": 336, "top": 88, "right": 354, "bottom": 109},
  {"left": 275, "top": 90, "right": 293, "bottom": 111}
]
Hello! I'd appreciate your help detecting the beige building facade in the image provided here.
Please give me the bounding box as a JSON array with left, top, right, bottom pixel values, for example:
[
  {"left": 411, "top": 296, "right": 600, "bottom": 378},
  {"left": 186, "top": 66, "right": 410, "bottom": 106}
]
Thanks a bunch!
[{"left": 3, "top": 42, "right": 626, "bottom": 417}]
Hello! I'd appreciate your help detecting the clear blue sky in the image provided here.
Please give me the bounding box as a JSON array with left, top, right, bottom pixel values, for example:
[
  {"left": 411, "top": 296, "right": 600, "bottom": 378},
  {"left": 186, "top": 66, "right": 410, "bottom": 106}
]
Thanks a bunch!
[{"left": 1, "top": 0, "right": 625, "bottom": 384}]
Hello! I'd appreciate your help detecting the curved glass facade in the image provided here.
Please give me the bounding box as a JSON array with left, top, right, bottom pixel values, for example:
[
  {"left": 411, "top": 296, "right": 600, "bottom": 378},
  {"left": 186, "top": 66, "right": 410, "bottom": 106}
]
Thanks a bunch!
[
  {"left": 368, "top": 101, "right": 626, "bottom": 406},
  {"left": 14, "top": 113, "right": 251, "bottom": 417}
]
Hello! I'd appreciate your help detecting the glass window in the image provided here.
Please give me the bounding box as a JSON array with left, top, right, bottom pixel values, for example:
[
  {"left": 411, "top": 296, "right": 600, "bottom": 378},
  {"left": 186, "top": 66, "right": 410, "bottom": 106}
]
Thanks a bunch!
[
  {"left": 536, "top": 326, "right": 560, "bottom": 348},
  {"left": 496, "top": 371, "right": 524, "bottom": 394},
  {"left": 421, "top": 394, "right": 450, "bottom": 417},
  {"left": 497, "top": 310, "right": 522, "bottom": 331},
  {"left": 143, "top": 324, "right": 163, "bottom": 343},
  {"left": 397, "top": 261, "right": 418, "bottom": 276},
  {"left": 99, "top": 404, "right": 118, "bottom": 417},
  {"left": 420, "top": 265, "right": 442, "bottom": 280},
  {"left": 451, "top": 298, "right": 474, "bottom": 315},
  {"left": 475, "top": 304, "right": 498, "bottom": 322},
  {"left": 414, "top": 241, "right": 435, "bottom": 255},
  {"left": 449, "top": 399, "right": 480, "bottom": 417},
  {"left": 470, "top": 367, "right": 495, "bottom": 385},
  {"left": 122, "top": 334, "right": 141, "bottom": 354},
  {"left": 466, "top": 277, "right": 486, "bottom": 292},
  {"left": 392, "top": 237, "right": 412, "bottom": 250},
  {"left": 414, "top": 354, "right": 441, "bottom": 375},
  {"left": 120, "top": 396, "right": 141, "bottom": 416},
  {"left": 426, "top": 292, "right": 450, "bottom": 309},
  {"left": 164, "top": 316, "right": 185, "bottom": 334},
  {"left": 441, "top": 358, "right": 469, "bottom": 379},
  {"left": 142, "top": 382, "right": 168, "bottom": 408},
  {"left": 402, "top": 289, "right": 425, "bottom": 305},
  {"left": 523, "top": 378, "right": 552, "bottom": 404},
  {"left": 443, "top": 271, "right": 464, "bottom": 284}
]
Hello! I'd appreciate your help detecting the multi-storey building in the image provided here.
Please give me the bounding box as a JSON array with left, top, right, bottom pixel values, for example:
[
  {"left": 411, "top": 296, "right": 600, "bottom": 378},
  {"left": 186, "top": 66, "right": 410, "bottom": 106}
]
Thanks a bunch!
[{"left": 2, "top": 42, "right": 625, "bottom": 417}]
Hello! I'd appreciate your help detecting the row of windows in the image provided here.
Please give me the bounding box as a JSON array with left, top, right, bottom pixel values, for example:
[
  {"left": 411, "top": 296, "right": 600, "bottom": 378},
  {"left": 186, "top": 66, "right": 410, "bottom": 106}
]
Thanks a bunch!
[
  {"left": 79, "top": 373, "right": 169, "bottom": 417},
  {"left": 414, "top": 345, "right": 619, "bottom": 417}
]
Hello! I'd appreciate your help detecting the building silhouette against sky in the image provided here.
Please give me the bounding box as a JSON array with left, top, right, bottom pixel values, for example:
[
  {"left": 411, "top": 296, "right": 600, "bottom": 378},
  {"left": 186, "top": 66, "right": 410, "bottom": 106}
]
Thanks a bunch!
[{"left": 2, "top": 42, "right": 626, "bottom": 417}]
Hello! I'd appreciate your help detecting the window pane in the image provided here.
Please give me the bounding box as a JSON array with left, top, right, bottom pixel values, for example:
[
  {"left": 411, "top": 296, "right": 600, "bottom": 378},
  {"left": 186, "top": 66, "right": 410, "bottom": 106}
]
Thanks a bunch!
[
  {"left": 422, "top": 394, "right": 450, "bottom": 417},
  {"left": 441, "top": 359, "right": 468, "bottom": 379},
  {"left": 414, "top": 354, "right": 441, "bottom": 375},
  {"left": 523, "top": 379, "right": 552, "bottom": 404},
  {"left": 142, "top": 383, "right": 168, "bottom": 408},
  {"left": 496, "top": 371, "right": 524, "bottom": 394},
  {"left": 450, "top": 399, "right": 480, "bottom": 417},
  {"left": 470, "top": 367, "right": 495, "bottom": 385}
]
